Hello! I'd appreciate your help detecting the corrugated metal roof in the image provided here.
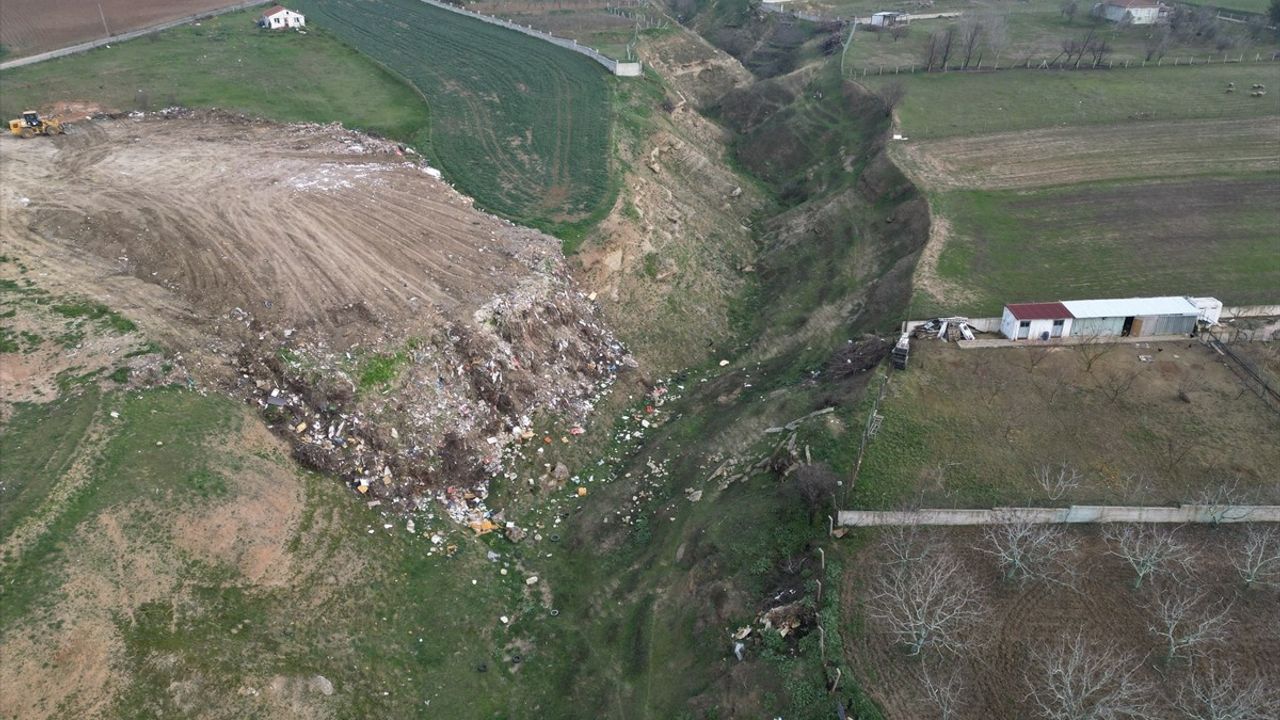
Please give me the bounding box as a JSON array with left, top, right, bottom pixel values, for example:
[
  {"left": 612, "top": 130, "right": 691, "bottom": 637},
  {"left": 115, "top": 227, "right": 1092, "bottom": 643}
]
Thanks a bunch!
[
  {"left": 1061, "top": 296, "right": 1199, "bottom": 319},
  {"left": 1006, "top": 302, "right": 1073, "bottom": 320}
]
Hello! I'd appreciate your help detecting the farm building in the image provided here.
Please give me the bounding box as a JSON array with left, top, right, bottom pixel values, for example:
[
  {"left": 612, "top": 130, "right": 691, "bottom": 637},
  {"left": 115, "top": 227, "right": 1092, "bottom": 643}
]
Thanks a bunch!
[
  {"left": 869, "top": 11, "right": 909, "bottom": 27},
  {"left": 260, "top": 6, "right": 306, "bottom": 30},
  {"left": 1093, "top": 0, "right": 1163, "bottom": 25},
  {"left": 1001, "top": 296, "right": 1211, "bottom": 341}
]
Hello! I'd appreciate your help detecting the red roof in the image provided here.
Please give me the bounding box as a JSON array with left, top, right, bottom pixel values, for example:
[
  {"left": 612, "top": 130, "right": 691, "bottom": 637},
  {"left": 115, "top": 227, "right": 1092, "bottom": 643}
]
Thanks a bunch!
[
  {"left": 1107, "top": 0, "right": 1160, "bottom": 7},
  {"left": 1006, "top": 302, "right": 1073, "bottom": 320},
  {"left": 262, "top": 5, "right": 289, "bottom": 17}
]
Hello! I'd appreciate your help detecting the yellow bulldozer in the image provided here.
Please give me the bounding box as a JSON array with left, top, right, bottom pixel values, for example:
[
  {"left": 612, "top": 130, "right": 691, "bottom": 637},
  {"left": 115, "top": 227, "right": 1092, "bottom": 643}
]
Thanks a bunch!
[{"left": 8, "top": 110, "right": 64, "bottom": 138}]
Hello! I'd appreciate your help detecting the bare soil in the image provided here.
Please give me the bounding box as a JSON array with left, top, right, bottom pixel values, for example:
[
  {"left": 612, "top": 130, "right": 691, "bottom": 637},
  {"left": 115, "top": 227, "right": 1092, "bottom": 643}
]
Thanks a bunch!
[
  {"left": 0, "top": 0, "right": 239, "bottom": 58},
  {"left": 0, "top": 110, "right": 627, "bottom": 511},
  {"left": 841, "top": 525, "right": 1280, "bottom": 720}
]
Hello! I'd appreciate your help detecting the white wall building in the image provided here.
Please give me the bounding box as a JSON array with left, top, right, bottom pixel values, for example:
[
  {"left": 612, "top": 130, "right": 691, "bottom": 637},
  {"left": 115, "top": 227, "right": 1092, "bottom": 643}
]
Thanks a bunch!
[
  {"left": 1096, "top": 0, "right": 1162, "bottom": 25},
  {"left": 1001, "top": 296, "right": 1211, "bottom": 341},
  {"left": 260, "top": 6, "right": 306, "bottom": 30},
  {"left": 869, "top": 12, "right": 908, "bottom": 27}
]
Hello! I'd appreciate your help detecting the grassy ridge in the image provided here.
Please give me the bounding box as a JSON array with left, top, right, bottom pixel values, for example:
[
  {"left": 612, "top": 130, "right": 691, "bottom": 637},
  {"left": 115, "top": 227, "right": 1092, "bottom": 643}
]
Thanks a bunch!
[
  {"left": 294, "top": 0, "right": 614, "bottom": 231},
  {"left": 0, "top": 10, "right": 429, "bottom": 141}
]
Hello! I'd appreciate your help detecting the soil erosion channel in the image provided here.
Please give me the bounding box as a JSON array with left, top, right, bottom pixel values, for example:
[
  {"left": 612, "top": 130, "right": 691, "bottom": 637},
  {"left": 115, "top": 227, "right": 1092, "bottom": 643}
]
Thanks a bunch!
[{"left": 0, "top": 111, "right": 628, "bottom": 520}]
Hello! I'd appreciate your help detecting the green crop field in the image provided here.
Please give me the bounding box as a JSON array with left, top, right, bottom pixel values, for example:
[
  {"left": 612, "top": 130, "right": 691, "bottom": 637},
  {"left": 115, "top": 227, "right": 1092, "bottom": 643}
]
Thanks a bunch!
[
  {"left": 917, "top": 176, "right": 1280, "bottom": 317},
  {"left": 294, "top": 0, "right": 615, "bottom": 232},
  {"left": 0, "top": 10, "right": 428, "bottom": 142},
  {"left": 869, "top": 62, "right": 1280, "bottom": 139}
]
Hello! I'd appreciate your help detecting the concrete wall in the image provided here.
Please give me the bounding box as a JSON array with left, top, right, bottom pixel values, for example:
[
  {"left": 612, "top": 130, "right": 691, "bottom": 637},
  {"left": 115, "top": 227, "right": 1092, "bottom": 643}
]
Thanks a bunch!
[
  {"left": 1223, "top": 305, "right": 1280, "bottom": 319},
  {"left": 415, "top": 0, "right": 641, "bottom": 77},
  {"left": 839, "top": 504, "right": 1280, "bottom": 526}
]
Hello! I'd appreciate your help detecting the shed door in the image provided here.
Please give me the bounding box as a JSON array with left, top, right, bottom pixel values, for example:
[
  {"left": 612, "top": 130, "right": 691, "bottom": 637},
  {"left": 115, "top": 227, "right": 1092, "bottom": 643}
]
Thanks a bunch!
[
  {"left": 1017, "top": 320, "right": 1031, "bottom": 340},
  {"left": 1051, "top": 319, "right": 1065, "bottom": 338},
  {"left": 1131, "top": 318, "right": 1146, "bottom": 337}
]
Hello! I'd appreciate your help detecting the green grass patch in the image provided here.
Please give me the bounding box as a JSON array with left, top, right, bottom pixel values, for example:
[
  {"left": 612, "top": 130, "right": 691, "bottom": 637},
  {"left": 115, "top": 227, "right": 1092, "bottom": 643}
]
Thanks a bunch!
[
  {"left": 0, "top": 10, "right": 430, "bottom": 143},
  {"left": 928, "top": 175, "right": 1280, "bottom": 315},
  {"left": 51, "top": 300, "right": 136, "bottom": 333},
  {"left": 357, "top": 350, "right": 408, "bottom": 389}
]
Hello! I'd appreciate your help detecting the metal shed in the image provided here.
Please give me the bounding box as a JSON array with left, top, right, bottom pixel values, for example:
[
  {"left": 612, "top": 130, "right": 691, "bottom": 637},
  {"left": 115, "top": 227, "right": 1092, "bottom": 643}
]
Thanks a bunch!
[{"left": 1060, "top": 297, "right": 1200, "bottom": 338}]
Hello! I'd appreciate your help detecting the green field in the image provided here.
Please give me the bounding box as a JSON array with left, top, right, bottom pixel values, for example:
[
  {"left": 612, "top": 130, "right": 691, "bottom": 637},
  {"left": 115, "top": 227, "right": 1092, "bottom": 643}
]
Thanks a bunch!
[
  {"left": 870, "top": 62, "right": 1280, "bottom": 139},
  {"left": 921, "top": 176, "right": 1280, "bottom": 316},
  {"left": 295, "top": 0, "right": 615, "bottom": 231},
  {"left": 0, "top": 10, "right": 429, "bottom": 142}
]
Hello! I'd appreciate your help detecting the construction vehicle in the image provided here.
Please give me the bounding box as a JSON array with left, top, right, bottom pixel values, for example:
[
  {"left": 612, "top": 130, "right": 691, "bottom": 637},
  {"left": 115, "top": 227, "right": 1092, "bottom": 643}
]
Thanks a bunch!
[{"left": 8, "top": 111, "right": 63, "bottom": 138}]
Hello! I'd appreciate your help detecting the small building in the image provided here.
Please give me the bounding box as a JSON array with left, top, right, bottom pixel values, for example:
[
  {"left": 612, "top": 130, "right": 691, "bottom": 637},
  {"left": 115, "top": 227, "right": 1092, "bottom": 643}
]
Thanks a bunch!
[
  {"left": 1001, "top": 296, "right": 1209, "bottom": 341},
  {"left": 1001, "top": 302, "right": 1073, "bottom": 341},
  {"left": 869, "top": 11, "right": 908, "bottom": 27},
  {"left": 260, "top": 5, "right": 306, "bottom": 30},
  {"left": 1095, "top": 0, "right": 1162, "bottom": 25}
]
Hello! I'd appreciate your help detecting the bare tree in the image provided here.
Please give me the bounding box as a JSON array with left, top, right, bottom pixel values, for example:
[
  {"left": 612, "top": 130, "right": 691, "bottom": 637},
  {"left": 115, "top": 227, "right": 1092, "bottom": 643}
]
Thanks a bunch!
[
  {"left": 1098, "top": 367, "right": 1141, "bottom": 404},
  {"left": 1072, "top": 332, "right": 1115, "bottom": 374},
  {"left": 1146, "top": 588, "right": 1232, "bottom": 662},
  {"left": 981, "top": 519, "right": 1079, "bottom": 585},
  {"left": 1104, "top": 525, "right": 1194, "bottom": 589},
  {"left": 959, "top": 19, "right": 985, "bottom": 68},
  {"left": 881, "top": 524, "right": 929, "bottom": 566},
  {"left": 922, "top": 25, "right": 958, "bottom": 71},
  {"left": 890, "top": 23, "right": 909, "bottom": 42},
  {"left": 1025, "top": 635, "right": 1154, "bottom": 720},
  {"left": 919, "top": 660, "right": 966, "bottom": 720},
  {"left": 1232, "top": 524, "right": 1280, "bottom": 588},
  {"left": 790, "top": 463, "right": 839, "bottom": 522},
  {"left": 986, "top": 14, "right": 1010, "bottom": 67},
  {"left": 1174, "top": 662, "right": 1280, "bottom": 720},
  {"left": 1194, "top": 479, "right": 1251, "bottom": 525},
  {"left": 1144, "top": 26, "right": 1171, "bottom": 62},
  {"left": 876, "top": 80, "right": 907, "bottom": 116},
  {"left": 870, "top": 544, "right": 985, "bottom": 656},
  {"left": 1023, "top": 342, "right": 1054, "bottom": 373},
  {"left": 1035, "top": 463, "right": 1082, "bottom": 501},
  {"left": 1061, "top": 0, "right": 1079, "bottom": 23}
]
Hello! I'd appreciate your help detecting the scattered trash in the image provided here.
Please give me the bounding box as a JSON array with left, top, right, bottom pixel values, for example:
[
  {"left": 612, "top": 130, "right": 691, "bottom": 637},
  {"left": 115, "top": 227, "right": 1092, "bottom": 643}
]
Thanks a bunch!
[{"left": 525, "top": 576, "right": 538, "bottom": 585}]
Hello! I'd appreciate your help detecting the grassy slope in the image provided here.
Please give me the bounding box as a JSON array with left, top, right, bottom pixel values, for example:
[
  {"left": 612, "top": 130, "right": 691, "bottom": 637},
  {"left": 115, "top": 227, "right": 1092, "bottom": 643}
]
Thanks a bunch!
[
  {"left": 0, "top": 10, "right": 429, "bottom": 142},
  {"left": 294, "top": 0, "right": 615, "bottom": 233}
]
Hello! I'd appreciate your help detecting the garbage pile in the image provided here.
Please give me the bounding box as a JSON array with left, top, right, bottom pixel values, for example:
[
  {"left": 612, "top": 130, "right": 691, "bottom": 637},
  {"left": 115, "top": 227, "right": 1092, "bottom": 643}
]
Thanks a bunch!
[{"left": 912, "top": 316, "right": 977, "bottom": 342}]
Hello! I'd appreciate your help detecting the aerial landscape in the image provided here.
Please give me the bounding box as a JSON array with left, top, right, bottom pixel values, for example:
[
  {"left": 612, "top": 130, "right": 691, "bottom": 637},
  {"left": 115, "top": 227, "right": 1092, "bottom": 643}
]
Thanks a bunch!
[{"left": 0, "top": 0, "right": 1276, "bottom": 717}]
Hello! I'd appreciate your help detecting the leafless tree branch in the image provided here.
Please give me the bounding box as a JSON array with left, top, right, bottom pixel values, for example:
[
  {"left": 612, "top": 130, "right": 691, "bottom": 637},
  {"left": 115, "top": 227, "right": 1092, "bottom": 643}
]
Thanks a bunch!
[
  {"left": 1174, "top": 661, "right": 1280, "bottom": 720},
  {"left": 1146, "top": 587, "right": 1232, "bottom": 662},
  {"left": 1025, "top": 634, "right": 1154, "bottom": 720},
  {"left": 1035, "top": 463, "right": 1082, "bottom": 501},
  {"left": 870, "top": 541, "right": 986, "bottom": 656},
  {"left": 981, "top": 518, "right": 1079, "bottom": 587},
  {"left": 1232, "top": 524, "right": 1280, "bottom": 588},
  {"left": 1104, "top": 525, "right": 1194, "bottom": 589}
]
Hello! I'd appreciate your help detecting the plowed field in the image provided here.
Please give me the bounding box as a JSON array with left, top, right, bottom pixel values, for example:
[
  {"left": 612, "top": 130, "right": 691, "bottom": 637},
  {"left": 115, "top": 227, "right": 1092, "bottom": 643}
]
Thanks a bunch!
[{"left": 0, "top": 0, "right": 236, "bottom": 58}]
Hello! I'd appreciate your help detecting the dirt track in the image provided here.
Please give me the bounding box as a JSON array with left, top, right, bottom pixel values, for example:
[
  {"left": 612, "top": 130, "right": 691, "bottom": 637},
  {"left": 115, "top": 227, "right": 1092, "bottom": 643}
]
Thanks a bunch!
[{"left": 0, "top": 111, "right": 627, "bottom": 508}]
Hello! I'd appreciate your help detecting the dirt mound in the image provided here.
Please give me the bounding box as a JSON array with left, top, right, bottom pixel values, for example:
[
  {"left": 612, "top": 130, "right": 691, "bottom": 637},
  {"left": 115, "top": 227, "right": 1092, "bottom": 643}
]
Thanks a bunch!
[{"left": 0, "top": 110, "right": 629, "bottom": 511}]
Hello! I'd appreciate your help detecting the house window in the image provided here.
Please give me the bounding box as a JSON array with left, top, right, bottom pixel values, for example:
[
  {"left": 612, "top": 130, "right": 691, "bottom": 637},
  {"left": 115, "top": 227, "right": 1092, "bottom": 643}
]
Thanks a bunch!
[{"left": 1051, "top": 319, "right": 1065, "bottom": 338}]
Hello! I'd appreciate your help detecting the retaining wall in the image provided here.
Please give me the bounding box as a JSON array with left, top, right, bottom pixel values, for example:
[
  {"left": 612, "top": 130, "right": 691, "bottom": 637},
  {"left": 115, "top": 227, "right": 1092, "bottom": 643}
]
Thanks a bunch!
[
  {"left": 415, "top": 0, "right": 641, "bottom": 76},
  {"left": 0, "top": 0, "right": 268, "bottom": 71},
  {"left": 1223, "top": 305, "right": 1280, "bottom": 319},
  {"left": 839, "top": 504, "right": 1280, "bottom": 526}
]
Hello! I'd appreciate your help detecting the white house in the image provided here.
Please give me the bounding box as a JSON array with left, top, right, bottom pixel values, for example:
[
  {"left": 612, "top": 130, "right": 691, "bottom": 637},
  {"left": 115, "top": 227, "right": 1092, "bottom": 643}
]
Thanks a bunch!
[
  {"left": 1001, "top": 296, "right": 1212, "bottom": 341},
  {"left": 869, "top": 11, "right": 908, "bottom": 27},
  {"left": 1001, "top": 302, "right": 1074, "bottom": 341},
  {"left": 1095, "top": 0, "right": 1162, "bottom": 25},
  {"left": 260, "top": 5, "right": 306, "bottom": 30}
]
